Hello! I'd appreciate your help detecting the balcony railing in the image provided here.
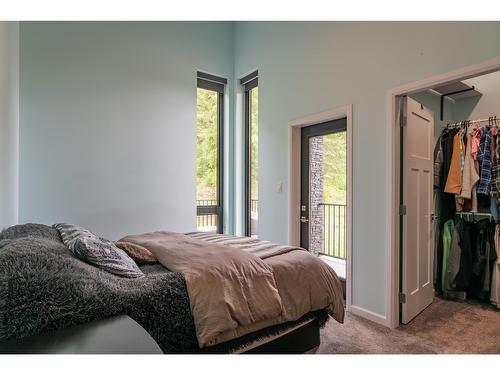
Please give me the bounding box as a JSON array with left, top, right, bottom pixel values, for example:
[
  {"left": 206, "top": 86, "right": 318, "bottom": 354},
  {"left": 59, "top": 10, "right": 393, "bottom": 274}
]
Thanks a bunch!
[
  {"left": 196, "top": 199, "right": 218, "bottom": 232},
  {"left": 319, "top": 203, "right": 347, "bottom": 260},
  {"left": 195, "top": 200, "right": 346, "bottom": 260},
  {"left": 196, "top": 214, "right": 217, "bottom": 231},
  {"left": 196, "top": 199, "right": 259, "bottom": 233},
  {"left": 197, "top": 199, "right": 217, "bottom": 206}
]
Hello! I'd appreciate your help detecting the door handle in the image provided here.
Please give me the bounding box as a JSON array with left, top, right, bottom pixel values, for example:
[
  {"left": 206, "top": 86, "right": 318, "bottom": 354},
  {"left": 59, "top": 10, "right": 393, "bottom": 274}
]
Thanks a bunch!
[{"left": 300, "top": 216, "right": 309, "bottom": 223}]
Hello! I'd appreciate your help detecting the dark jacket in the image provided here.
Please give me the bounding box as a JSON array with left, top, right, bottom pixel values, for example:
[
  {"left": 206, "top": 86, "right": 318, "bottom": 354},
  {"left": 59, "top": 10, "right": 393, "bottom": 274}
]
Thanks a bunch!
[{"left": 454, "top": 220, "right": 473, "bottom": 292}]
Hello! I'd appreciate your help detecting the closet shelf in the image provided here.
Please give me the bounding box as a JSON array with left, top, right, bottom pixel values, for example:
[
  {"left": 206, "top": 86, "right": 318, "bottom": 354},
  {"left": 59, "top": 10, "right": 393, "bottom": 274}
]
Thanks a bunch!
[
  {"left": 431, "top": 81, "right": 482, "bottom": 121},
  {"left": 432, "top": 81, "right": 482, "bottom": 100}
]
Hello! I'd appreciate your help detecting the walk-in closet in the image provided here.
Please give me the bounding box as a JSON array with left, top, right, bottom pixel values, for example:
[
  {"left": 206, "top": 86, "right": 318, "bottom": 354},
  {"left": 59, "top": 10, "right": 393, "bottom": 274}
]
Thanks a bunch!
[{"left": 400, "top": 70, "right": 500, "bottom": 323}]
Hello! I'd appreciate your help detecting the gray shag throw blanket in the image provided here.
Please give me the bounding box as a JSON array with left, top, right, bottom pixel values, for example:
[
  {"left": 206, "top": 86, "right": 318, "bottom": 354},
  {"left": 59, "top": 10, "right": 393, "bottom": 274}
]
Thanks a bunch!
[
  {"left": 0, "top": 223, "right": 329, "bottom": 353},
  {"left": 0, "top": 224, "right": 198, "bottom": 353}
]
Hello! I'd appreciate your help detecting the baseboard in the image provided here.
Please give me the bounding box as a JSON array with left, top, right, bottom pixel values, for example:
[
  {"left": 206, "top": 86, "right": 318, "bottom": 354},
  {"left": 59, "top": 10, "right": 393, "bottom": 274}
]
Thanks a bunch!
[{"left": 349, "top": 305, "right": 389, "bottom": 327}]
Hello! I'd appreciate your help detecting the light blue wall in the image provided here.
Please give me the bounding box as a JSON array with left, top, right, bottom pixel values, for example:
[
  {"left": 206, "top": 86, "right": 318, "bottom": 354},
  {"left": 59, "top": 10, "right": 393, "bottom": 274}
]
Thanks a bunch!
[
  {"left": 19, "top": 21, "right": 500, "bottom": 319},
  {"left": 0, "top": 22, "right": 19, "bottom": 230},
  {"left": 233, "top": 21, "right": 500, "bottom": 316},
  {"left": 20, "top": 22, "right": 234, "bottom": 239},
  {"left": 457, "top": 71, "right": 500, "bottom": 121}
]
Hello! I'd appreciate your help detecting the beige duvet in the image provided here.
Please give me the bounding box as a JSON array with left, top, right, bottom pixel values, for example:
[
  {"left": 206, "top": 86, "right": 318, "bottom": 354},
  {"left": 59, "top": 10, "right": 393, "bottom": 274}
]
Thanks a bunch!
[{"left": 120, "top": 231, "right": 345, "bottom": 348}]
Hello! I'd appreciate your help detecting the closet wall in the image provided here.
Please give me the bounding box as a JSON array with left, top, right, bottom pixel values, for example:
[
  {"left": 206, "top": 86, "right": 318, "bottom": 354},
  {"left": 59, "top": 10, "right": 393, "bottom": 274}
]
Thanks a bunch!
[{"left": 459, "top": 71, "right": 500, "bottom": 120}]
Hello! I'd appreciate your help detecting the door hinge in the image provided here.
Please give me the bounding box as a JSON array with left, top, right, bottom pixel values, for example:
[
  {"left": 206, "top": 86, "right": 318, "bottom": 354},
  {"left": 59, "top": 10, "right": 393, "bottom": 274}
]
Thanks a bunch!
[
  {"left": 399, "top": 292, "right": 406, "bottom": 304},
  {"left": 399, "top": 204, "right": 407, "bottom": 216}
]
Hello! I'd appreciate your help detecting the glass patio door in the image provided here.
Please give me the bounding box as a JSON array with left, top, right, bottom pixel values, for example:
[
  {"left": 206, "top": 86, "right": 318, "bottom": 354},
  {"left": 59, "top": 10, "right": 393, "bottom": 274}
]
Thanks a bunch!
[{"left": 300, "top": 118, "right": 347, "bottom": 259}]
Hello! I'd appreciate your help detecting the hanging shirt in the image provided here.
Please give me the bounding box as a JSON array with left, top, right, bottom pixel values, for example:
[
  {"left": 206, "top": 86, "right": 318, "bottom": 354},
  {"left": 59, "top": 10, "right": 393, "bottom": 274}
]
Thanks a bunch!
[
  {"left": 477, "top": 126, "right": 492, "bottom": 195},
  {"left": 454, "top": 128, "right": 468, "bottom": 211},
  {"left": 471, "top": 128, "right": 482, "bottom": 213},
  {"left": 492, "top": 127, "right": 498, "bottom": 161},
  {"left": 439, "top": 129, "right": 459, "bottom": 225},
  {"left": 471, "top": 128, "right": 482, "bottom": 161},
  {"left": 433, "top": 136, "right": 443, "bottom": 189},
  {"left": 459, "top": 127, "right": 466, "bottom": 170},
  {"left": 459, "top": 126, "right": 480, "bottom": 199},
  {"left": 491, "top": 133, "right": 500, "bottom": 202},
  {"left": 444, "top": 132, "right": 463, "bottom": 194}
]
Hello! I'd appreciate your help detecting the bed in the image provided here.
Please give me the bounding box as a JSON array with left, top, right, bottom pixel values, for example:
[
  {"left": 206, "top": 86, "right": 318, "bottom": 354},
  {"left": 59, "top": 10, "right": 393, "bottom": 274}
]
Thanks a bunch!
[{"left": 0, "top": 224, "right": 344, "bottom": 353}]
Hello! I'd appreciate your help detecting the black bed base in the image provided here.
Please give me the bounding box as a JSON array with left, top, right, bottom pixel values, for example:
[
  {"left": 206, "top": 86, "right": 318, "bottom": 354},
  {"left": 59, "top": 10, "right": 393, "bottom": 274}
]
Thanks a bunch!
[
  {"left": 200, "top": 310, "right": 327, "bottom": 354},
  {"left": 243, "top": 319, "right": 320, "bottom": 354}
]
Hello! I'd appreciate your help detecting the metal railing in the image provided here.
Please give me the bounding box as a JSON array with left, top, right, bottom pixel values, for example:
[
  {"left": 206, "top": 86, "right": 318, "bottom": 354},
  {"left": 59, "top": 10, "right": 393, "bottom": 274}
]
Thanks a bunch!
[
  {"left": 197, "top": 199, "right": 217, "bottom": 206},
  {"left": 196, "top": 199, "right": 258, "bottom": 212},
  {"left": 196, "top": 214, "right": 217, "bottom": 231},
  {"left": 319, "top": 203, "right": 347, "bottom": 260},
  {"left": 196, "top": 200, "right": 218, "bottom": 232}
]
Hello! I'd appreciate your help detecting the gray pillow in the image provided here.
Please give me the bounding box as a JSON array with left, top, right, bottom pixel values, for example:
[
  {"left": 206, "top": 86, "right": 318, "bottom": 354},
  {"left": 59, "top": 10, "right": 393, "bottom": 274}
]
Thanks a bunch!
[{"left": 53, "top": 223, "right": 144, "bottom": 278}]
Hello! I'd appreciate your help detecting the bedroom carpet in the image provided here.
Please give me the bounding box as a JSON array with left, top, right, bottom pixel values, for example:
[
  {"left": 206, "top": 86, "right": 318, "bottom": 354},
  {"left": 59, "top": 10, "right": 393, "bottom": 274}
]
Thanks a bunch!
[{"left": 313, "top": 298, "right": 500, "bottom": 354}]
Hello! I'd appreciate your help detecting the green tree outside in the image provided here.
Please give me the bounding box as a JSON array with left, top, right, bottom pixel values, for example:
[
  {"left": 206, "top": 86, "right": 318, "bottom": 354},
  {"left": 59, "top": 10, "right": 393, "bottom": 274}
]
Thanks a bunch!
[
  {"left": 322, "top": 132, "right": 347, "bottom": 204},
  {"left": 250, "top": 87, "right": 258, "bottom": 203},
  {"left": 196, "top": 88, "right": 218, "bottom": 202}
]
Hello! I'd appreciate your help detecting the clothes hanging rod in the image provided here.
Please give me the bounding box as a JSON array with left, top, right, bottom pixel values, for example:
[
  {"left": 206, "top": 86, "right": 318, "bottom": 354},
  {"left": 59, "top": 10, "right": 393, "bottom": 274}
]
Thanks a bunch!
[
  {"left": 445, "top": 116, "right": 500, "bottom": 128},
  {"left": 455, "top": 212, "right": 492, "bottom": 216}
]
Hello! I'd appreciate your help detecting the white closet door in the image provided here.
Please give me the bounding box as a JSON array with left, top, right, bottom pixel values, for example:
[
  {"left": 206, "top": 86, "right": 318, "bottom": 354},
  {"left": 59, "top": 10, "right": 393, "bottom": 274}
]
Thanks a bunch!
[{"left": 401, "top": 96, "right": 435, "bottom": 324}]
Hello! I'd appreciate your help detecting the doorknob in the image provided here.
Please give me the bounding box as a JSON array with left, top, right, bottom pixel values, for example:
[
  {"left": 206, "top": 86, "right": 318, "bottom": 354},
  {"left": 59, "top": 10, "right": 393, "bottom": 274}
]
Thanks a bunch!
[{"left": 300, "top": 216, "right": 309, "bottom": 223}]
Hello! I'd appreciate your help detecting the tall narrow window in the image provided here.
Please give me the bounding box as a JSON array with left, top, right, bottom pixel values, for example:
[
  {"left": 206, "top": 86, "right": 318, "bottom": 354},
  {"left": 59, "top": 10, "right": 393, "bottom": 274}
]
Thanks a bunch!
[
  {"left": 196, "top": 72, "right": 226, "bottom": 233},
  {"left": 241, "top": 71, "right": 258, "bottom": 237}
]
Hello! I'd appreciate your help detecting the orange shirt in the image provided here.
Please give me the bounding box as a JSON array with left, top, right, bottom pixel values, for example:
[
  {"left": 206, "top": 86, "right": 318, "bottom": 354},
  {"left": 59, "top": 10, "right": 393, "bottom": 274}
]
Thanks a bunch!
[{"left": 444, "top": 132, "right": 462, "bottom": 194}]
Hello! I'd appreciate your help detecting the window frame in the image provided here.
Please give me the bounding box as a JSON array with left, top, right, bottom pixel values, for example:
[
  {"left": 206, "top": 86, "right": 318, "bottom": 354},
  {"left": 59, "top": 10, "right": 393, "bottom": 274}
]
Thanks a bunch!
[
  {"left": 241, "top": 71, "right": 258, "bottom": 236},
  {"left": 196, "top": 72, "right": 226, "bottom": 234}
]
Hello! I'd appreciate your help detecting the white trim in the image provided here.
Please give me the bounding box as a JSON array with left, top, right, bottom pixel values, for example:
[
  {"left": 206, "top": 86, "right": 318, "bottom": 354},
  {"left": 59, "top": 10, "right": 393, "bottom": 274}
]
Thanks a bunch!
[
  {"left": 288, "top": 104, "right": 353, "bottom": 312},
  {"left": 387, "top": 56, "right": 500, "bottom": 329},
  {"left": 349, "top": 305, "right": 388, "bottom": 327}
]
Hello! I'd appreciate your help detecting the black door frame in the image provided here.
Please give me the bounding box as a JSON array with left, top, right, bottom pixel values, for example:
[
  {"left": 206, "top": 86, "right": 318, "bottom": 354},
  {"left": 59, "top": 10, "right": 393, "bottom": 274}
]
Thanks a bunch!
[
  {"left": 241, "top": 71, "right": 258, "bottom": 236},
  {"left": 196, "top": 72, "right": 226, "bottom": 234},
  {"left": 300, "top": 117, "right": 347, "bottom": 249}
]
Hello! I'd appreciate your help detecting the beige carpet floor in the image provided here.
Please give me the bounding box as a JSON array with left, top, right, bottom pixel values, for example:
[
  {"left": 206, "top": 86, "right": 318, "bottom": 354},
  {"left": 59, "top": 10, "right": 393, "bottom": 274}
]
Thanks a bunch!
[{"left": 313, "top": 298, "right": 500, "bottom": 354}]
